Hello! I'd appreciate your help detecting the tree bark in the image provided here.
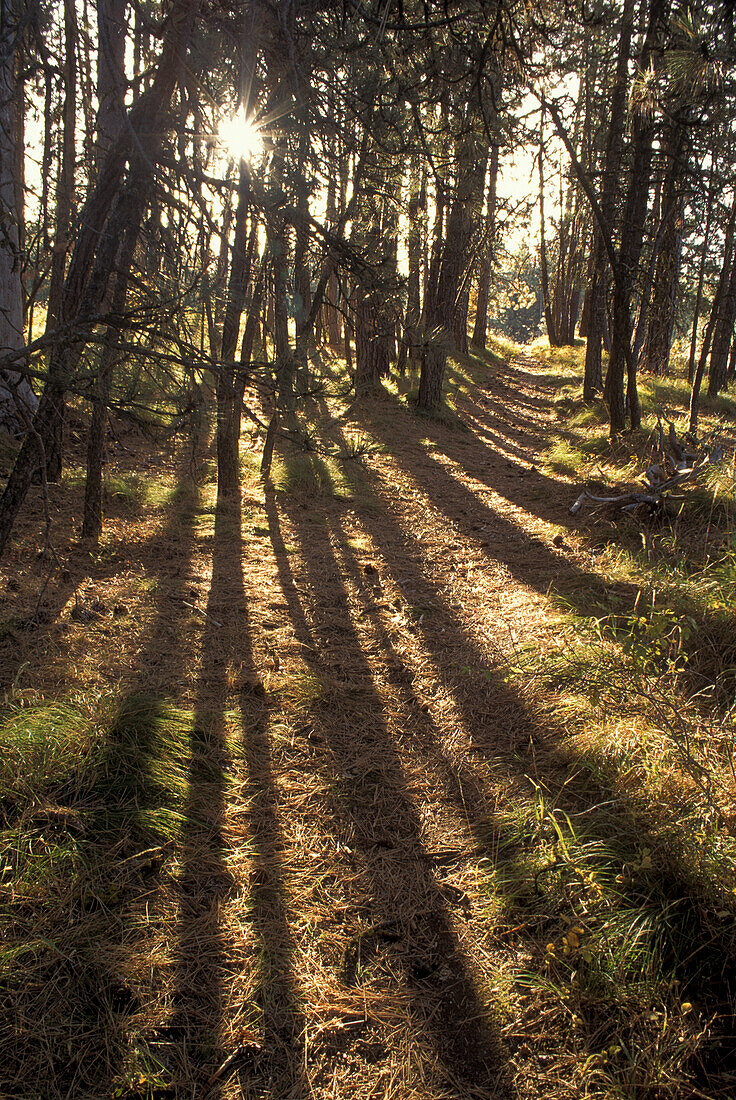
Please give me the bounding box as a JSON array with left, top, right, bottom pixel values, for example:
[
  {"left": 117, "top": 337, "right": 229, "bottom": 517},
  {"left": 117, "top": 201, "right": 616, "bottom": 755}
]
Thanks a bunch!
[
  {"left": 638, "top": 121, "right": 686, "bottom": 376},
  {"left": 0, "top": 0, "right": 38, "bottom": 431},
  {"left": 471, "top": 143, "right": 499, "bottom": 350},
  {"left": 539, "top": 126, "right": 558, "bottom": 346},
  {"left": 686, "top": 164, "right": 715, "bottom": 384},
  {"left": 217, "top": 162, "right": 251, "bottom": 498},
  {"left": 583, "top": 0, "right": 635, "bottom": 404},
  {"left": 604, "top": 0, "right": 669, "bottom": 435},
  {"left": 81, "top": 203, "right": 139, "bottom": 540},
  {"left": 417, "top": 119, "right": 487, "bottom": 412},
  {"left": 0, "top": 0, "right": 201, "bottom": 558},
  {"left": 43, "top": 0, "right": 79, "bottom": 478}
]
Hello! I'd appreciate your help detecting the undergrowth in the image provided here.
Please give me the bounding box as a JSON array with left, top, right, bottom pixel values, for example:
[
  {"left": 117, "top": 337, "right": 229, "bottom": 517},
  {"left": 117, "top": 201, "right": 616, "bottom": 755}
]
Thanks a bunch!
[
  {"left": 487, "top": 339, "right": 736, "bottom": 1095},
  {"left": 0, "top": 691, "right": 197, "bottom": 1097}
]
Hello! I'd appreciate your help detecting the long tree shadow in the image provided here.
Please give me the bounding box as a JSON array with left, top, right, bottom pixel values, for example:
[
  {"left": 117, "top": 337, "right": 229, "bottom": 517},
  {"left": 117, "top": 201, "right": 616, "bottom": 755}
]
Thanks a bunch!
[
  {"left": 160, "top": 496, "right": 236, "bottom": 1095},
  {"left": 364, "top": 384, "right": 736, "bottom": 705},
  {"left": 2, "top": 464, "right": 207, "bottom": 1099},
  {"left": 359, "top": 394, "right": 635, "bottom": 621},
  {"left": 265, "top": 482, "right": 516, "bottom": 1098},
  {"left": 0, "top": 460, "right": 210, "bottom": 691},
  {"left": 164, "top": 491, "right": 309, "bottom": 1097},
  {"left": 311, "top": 420, "right": 736, "bottom": 1092}
]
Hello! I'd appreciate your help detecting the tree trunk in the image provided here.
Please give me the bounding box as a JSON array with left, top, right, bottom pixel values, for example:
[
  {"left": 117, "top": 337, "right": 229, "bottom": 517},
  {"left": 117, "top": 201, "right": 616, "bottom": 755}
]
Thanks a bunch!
[
  {"left": 95, "top": 0, "right": 127, "bottom": 157},
  {"left": 707, "top": 250, "right": 736, "bottom": 395},
  {"left": 399, "top": 151, "right": 422, "bottom": 373},
  {"left": 471, "top": 143, "right": 499, "bottom": 350},
  {"left": 217, "top": 162, "right": 251, "bottom": 498},
  {"left": 638, "top": 121, "right": 687, "bottom": 376},
  {"left": 0, "top": 0, "right": 201, "bottom": 558},
  {"left": 583, "top": 0, "right": 635, "bottom": 404},
  {"left": 43, "top": 0, "right": 79, "bottom": 478},
  {"left": 417, "top": 119, "right": 487, "bottom": 412},
  {"left": 604, "top": 0, "right": 668, "bottom": 435},
  {"left": 539, "top": 123, "right": 558, "bottom": 346},
  {"left": 0, "top": 0, "right": 38, "bottom": 431},
  {"left": 82, "top": 206, "right": 139, "bottom": 540},
  {"left": 686, "top": 164, "right": 715, "bottom": 384}
]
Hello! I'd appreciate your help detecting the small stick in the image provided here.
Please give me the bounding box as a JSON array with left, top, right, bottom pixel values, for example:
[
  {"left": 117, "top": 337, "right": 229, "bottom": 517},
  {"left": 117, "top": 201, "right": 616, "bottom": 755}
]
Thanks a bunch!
[{"left": 182, "top": 600, "right": 222, "bottom": 627}]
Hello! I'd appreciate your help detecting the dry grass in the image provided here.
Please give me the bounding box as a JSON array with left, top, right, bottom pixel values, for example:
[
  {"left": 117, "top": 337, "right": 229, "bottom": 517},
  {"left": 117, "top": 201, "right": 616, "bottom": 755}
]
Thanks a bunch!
[{"left": 1, "top": 351, "right": 735, "bottom": 1099}]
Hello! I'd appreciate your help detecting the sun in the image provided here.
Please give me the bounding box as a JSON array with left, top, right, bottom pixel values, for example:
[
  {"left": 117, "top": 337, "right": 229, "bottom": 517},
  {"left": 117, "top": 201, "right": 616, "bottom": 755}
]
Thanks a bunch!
[{"left": 218, "top": 113, "right": 264, "bottom": 163}]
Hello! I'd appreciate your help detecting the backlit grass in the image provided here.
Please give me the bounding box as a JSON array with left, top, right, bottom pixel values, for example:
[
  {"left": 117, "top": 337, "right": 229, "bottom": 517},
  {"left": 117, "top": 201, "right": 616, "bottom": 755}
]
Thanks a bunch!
[{"left": 0, "top": 692, "right": 197, "bottom": 1096}]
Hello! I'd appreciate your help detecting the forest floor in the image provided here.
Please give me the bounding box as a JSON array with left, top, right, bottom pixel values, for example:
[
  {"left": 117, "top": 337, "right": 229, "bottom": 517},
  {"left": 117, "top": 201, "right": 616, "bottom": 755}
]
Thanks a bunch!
[{"left": 2, "top": 344, "right": 736, "bottom": 1099}]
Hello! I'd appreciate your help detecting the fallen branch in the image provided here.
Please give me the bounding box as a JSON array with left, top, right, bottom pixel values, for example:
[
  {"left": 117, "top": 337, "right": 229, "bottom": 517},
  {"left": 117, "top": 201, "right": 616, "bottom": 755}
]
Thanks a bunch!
[{"left": 571, "top": 419, "right": 724, "bottom": 515}]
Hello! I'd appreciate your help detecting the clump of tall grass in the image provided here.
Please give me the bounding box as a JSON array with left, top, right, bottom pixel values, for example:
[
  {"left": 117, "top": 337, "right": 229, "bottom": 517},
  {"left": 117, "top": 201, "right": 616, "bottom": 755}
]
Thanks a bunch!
[{"left": 0, "top": 692, "right": 197, "bottom": 1095}]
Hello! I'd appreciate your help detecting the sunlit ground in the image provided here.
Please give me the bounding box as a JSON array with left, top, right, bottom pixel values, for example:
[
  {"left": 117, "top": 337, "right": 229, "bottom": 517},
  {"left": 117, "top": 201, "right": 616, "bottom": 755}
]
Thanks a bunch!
[{"left": 1, "top": 344, "right": 735, "bottom": 1099}]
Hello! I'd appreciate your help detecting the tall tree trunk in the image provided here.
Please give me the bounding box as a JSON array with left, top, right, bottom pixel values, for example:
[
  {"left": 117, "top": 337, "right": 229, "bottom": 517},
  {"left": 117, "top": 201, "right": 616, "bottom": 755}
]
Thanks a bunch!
[
  {"left": 217, "top": 162, "right": 251, "bottom": 498},
  {"left": 0, "top": 0, "right": 201, "bottom": 558},
  {"left": 638, "top": 121, "right": 687, "bottom": 376},
  {"left": 43, "top": 0, "right": 78, "bottom": 478},
  {"left": 583, "top": 0, "right": 635, "bottom": 403},
  {"left": 417, "top": 119, "right": 487, "bottom": 412},
  {"left": 323, "top": 126, "right": 341, "bottom": 349},
  {"left": 604, "top": 0, "right": 668, "bottom": 435},
  {"left": 539, "top": 121, "right": 558, "bottom": 346},
  {"left": 0, "top": 0, "right": 37, "bottom": 431},
  {"left": 707, "top": 249, "right": 736, "bottom": 396},
  {"left": 686, "top": 164, "right": 715, "bottom": 384},
  {"left": 81, "top": 204, "right": 138, "bottom": 540},
  {"left": 399, "top": 150, "right": 422, "bottom": 373},
  {"left": 471, "top": 143, "right": 499, "bottom": 350},
  {"left": 95, "top": 0, "right": 127, "bottom": 158}
]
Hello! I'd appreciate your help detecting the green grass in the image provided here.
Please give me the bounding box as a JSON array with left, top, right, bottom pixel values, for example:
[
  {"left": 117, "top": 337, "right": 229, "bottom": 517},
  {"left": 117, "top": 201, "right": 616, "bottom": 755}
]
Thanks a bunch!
[
  {"left": 495, "top": 340, "right": 736, "bottom": 1094},
  {"left": 479, "top": 693, "right": 736, "bottom": 1096},
  {"left": 106, "top": 472, "right": 179, "bottom": 509},
  {"left": 63, "top": 468, "right": 180, "bottom": 511},
  {"left": 487, "top": 333, "right": 525, "bottom": 362},
  {"left": 0, "top": 692, "right": 198, "bottom": 1096},
  {"left": 529, "top": 336, "right": 588, "bottom": 373}
]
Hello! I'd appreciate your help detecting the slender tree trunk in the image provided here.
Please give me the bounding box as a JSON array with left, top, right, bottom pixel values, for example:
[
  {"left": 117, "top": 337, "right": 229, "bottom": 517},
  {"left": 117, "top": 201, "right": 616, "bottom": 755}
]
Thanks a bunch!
[
  {"left": 0, "top": 0, "right": 201, "bottom": 558},
  {"left": 687, "top": 165, "right": 715, "bottom": 384},
  {"left": 217, "top": 162, "right": 251, "bottom": 498},
  {"left": 399, "top": 150, "right": 422, "bottom": 373},
  {"left": 0, "top": 0, "right": 38, "bottom": 430},
  {"left": 583, "top": 0, "right": 635, "bottom": 404},
  {"left": 82, "top": 206, "right": 138, "bottom": 540},
  {"left": 539, "top": 126, "right": 558, "bottom": 346},
  {"left": 323, "top": 128, "right": 341, "bottom": 349},
  {"left": 42, "top": 0, "right": 79, "bottom": 478},
  {"left": 417, "top": 119, "right": 487, "bottom": 412},
  {"left": 689, "top": 199, "right": 736, "bottom": 433},
  {"left": 471, "top": 143, "right": 499, "bottom": 349}
]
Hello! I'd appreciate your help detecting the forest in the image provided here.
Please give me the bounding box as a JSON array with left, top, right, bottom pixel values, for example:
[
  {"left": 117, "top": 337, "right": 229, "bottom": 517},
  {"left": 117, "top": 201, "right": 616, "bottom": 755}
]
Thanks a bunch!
[{"left": 1, "top": 0, "right": 736, "bottom": 1096}]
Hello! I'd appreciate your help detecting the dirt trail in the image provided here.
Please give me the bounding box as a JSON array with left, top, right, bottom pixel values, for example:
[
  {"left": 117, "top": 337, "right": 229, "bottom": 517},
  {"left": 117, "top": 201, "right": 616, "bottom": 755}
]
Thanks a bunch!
[
  {"left": 1, "top": 352, "right": 608, "bottom": 1098},
  {"left": 180, "top": 351, "right": 598, "bottom": 1099}
]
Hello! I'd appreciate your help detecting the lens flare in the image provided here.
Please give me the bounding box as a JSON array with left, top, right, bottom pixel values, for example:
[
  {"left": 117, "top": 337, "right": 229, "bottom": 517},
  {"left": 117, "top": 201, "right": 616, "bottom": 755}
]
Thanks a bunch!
[{"left": 218, "top": 113, "right": 263, "bottom": 162}]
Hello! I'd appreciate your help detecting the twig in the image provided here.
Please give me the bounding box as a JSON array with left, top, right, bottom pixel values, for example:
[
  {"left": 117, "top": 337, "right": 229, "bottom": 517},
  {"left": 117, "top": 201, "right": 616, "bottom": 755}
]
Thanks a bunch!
[{"left": 182, "top": 600, "right": 222, "bottom": 627}]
